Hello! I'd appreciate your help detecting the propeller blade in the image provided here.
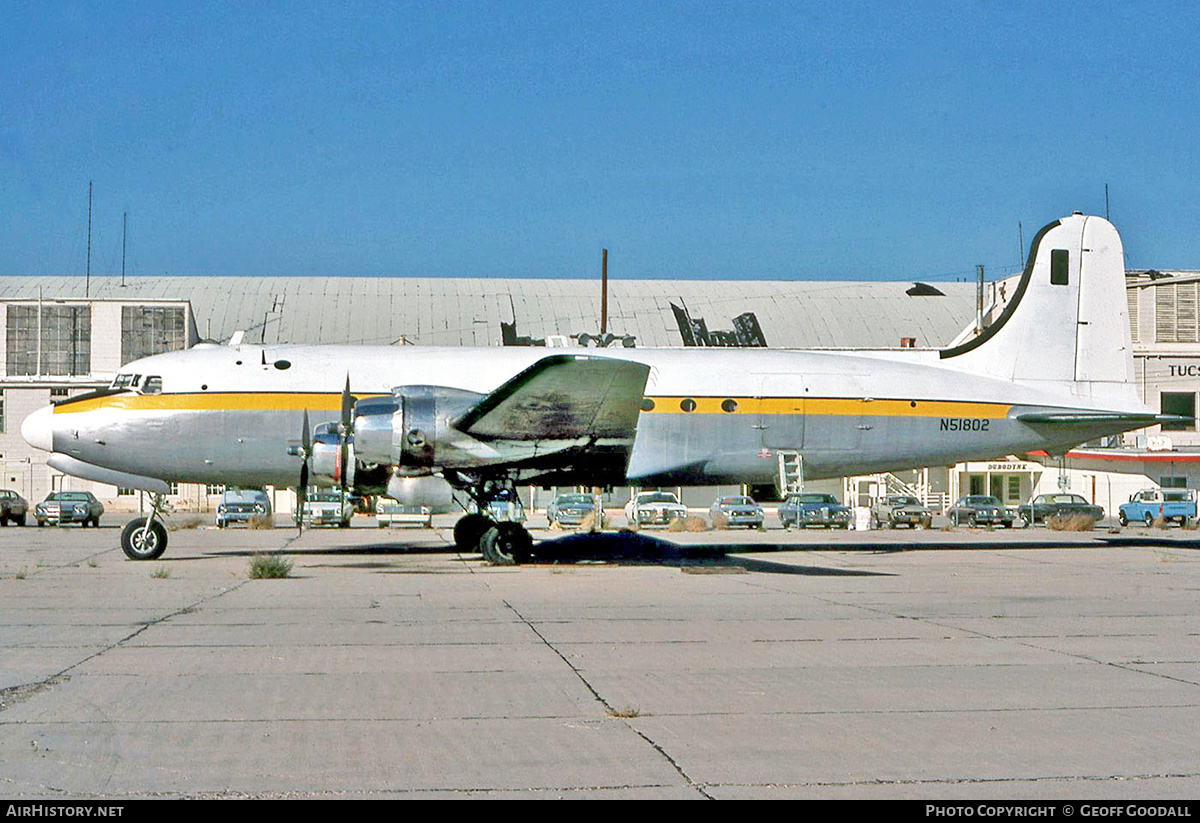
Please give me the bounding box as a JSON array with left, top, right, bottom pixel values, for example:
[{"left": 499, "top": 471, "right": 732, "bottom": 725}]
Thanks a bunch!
[
  {"left": 297, "top": 409, "right": 311, "bottom": 536},
  {"left": 341, "top": 374, "right": 353, "bottom": 429}
]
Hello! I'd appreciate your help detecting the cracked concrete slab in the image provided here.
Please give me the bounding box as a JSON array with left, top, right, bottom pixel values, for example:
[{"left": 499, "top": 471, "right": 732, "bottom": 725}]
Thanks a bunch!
[{"left": 2, "top": 521, "right": 1199, "bottom": 798}]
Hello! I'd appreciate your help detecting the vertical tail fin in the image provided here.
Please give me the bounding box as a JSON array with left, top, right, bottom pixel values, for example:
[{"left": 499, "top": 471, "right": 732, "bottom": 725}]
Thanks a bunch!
[{"left": 939, "top": 213, "right": 1135, "bottom": 403}]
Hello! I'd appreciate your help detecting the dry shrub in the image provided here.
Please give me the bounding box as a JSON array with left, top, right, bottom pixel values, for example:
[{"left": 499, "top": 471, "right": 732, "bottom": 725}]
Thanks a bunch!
[
  {"left": 1152, "top": 516, "right": 1167, "bottom": 529},
  {"left": 669, "top": 515, "right": 709, "bottom": 532},
  {"left": 249, "top": 553, "right": 292, "bottom": 579},
  {"left": 1046, "top": 513, "right": 1097, "bottom": 532},
  {"left": 1183, "top": 519, "right": 1199, "bottom": 531},
  {"left": 711, "top": 512, "right": 730, "bottom": 530},
  {"left": 578, "top": 511, "right": 597, "bottom": 531},
  {"left": 247, "top": 514, "right": 275, "bottom": 530}
]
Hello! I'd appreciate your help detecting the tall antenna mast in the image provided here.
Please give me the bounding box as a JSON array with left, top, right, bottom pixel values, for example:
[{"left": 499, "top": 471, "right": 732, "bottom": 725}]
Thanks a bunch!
[
  {"left": 85, "top": 181, "right": 92, "bottom": 297},
  {"left": 1105, "top": 183, "right": 1110, "bottom": 220},
  {"left": 121, "top": 211, "right": 127, "bottom": 287}
]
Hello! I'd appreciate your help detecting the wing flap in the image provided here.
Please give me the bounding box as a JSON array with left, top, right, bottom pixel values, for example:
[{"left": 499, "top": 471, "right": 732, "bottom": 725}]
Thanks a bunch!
[{"left": 454, "top": 355, "right": 650, "bottom": 442}]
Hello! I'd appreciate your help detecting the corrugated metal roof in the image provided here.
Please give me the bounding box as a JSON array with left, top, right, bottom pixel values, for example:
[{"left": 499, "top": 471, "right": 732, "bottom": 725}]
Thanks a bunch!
[{"left": 0, "top": 276, "right": 980, "bottom": 349}]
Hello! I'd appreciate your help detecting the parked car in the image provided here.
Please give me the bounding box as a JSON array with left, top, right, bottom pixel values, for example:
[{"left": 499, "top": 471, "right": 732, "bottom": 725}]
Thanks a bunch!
[
  {"left": 0, "top": 489, "right": 29, "bottom": 526},
  {"left": 625, "top": 490, "right": 688, "bottom": 527},
  {"left": 467, "top": 489, "right": 526, "bottom": 523},
  {"left": 948, "top": 495, "right": 1014, "bottom": 527},
  {"left": 1018, "top": 493, "right": 1104, "bottom": 526},
  {"left": 1118, "top": 488, "right": 1196, "bottom": 527},
  {"left": 216, "top": 489, "right": 272, "bottom": 528},
  {"left": 294, "top": 489, "right": 354, "bottom": 528},
  {"left": 375, "top": 497, "right": 432, "bottom": 528},
  {"left": 547, "top": 493, "right": 603, "bottom": 528},
  {"left": 709, "top": 495, "right": 765, "bottom": 529},
  {"left": 870, "top": 495, "right": 932, "bottom": 529},
  {"left": 778, "top": 492, "right": 852, "bottom": 529},
  {"left": 35, "top": 491, "right": 103, "bottom": 527}
]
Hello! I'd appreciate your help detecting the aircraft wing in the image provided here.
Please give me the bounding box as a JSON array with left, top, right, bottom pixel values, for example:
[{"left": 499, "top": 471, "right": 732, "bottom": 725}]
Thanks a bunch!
[
  {"left": 453, "top": 354, "right": 651, "bottom": 442},
  {"left": 1016, "top": 411, "right": 1187, "bottom": 426}
]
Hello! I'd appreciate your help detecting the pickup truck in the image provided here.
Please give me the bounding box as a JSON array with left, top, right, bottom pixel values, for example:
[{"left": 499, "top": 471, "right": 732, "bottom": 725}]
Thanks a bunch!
[{"left": 1118, "top": 488, "right": 1196, "bottom": 527}]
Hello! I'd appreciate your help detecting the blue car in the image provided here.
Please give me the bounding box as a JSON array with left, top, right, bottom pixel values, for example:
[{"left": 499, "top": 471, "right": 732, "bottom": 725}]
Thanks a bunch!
[{"left": 778, "top": 493, "right": 852, "bottom": 529}]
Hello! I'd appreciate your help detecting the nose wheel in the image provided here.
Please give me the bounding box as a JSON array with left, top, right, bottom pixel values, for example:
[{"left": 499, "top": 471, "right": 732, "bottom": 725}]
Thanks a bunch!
[{"left": 120, "top": 493, "right": 168, "bottom": 560}]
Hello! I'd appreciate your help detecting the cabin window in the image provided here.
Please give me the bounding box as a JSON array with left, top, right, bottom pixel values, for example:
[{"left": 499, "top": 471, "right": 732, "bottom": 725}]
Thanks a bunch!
[
  {"left": 721, "top": 399, "right": 738, "bottom": 413},
  {"left": 1050, "top": 249, "right": 1070, "bottom": 286},
  {"left": 680, "top": 398, "right": 697, "bottom": 413},
  {"left": 1161, "top": 392, "right": 1195, "bottom": 431},
  {"left": 639, "top": 398, "right": 655, "bottom": 412}
]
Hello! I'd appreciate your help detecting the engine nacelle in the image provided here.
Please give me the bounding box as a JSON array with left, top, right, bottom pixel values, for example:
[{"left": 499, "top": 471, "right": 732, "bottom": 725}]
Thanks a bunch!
[
  {"left": 353, "top": 386, "right": 484, "bottom": 468},
  {"left": 309, "top": 423, "right": 356, "bottom": 488},
  {"left": 385, "top": 474, "right": 455, "bottom": 512}
]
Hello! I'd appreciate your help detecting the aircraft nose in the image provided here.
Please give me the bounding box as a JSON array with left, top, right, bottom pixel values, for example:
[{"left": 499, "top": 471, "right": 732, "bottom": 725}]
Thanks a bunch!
[{"left": 21, "top": 405, "right": 54, "bottom": 452}]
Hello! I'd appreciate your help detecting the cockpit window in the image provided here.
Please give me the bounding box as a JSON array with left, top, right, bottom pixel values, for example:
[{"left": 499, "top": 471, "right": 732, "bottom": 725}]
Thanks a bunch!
[
  {"left": 141, "top": 376, "right": 162, "bottom": 395},
  {"left": 112, "top": 374, "right": 133, "bottom": 389}
]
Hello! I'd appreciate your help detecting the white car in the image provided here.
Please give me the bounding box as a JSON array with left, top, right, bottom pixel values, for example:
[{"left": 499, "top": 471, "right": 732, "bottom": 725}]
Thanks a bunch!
[
  {"left": 294, "top": 490, "right": 354, "bottom": 528},
  {"left": 624, "top": 491, "right": 687, "bottom": 527}
]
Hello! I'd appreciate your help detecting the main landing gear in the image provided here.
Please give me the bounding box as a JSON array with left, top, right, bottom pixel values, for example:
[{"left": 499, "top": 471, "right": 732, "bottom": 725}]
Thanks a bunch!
[
  {"left": 453, "top": 512, "right": 533, "bottom": 565},
  {"left": 121, "top": 492, "right": 168, "bottom": 560},
  {"left": 445, "top": 473, "right": 534, "bottom": 565}
]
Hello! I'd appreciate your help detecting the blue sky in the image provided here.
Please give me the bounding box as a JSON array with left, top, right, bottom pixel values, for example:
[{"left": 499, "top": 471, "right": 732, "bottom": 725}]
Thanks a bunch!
[{"left": 3, "top": 1, "right": 1199, "bottom": 281}]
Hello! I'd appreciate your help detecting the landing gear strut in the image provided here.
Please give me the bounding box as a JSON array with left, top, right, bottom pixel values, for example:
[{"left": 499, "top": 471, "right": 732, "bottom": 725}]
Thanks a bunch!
[
  {"left": 448, "top": 474, "right": 533, "bottom": 565},
  {"left": 121, "top": 493, "right": 168, "bottom": 560}
]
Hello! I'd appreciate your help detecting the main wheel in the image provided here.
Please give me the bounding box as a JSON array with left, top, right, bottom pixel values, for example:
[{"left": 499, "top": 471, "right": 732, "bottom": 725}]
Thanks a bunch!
[
  {"left": 453, "top": 513, "right": 491, "bottom": 553},
  {"left": 480, "top": 522, "right": 532, "bottom": 565},
  {"left": 121, "top": 517, "right": 168, "bottom": 560}
]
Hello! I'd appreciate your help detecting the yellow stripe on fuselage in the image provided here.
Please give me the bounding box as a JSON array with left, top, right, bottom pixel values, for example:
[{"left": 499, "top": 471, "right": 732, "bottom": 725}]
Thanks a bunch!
[
  {"left": 52, "top": 392, "right": 352, "bottom": 414},
  {"left": 53, "top": 392, "right": 1012, "bottom": 420}
]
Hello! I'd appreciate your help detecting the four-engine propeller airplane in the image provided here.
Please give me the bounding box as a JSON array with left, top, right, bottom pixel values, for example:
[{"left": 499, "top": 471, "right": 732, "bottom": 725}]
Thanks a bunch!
[{"left": 21, "top": 213, "right": 1167, "bottom": 562}]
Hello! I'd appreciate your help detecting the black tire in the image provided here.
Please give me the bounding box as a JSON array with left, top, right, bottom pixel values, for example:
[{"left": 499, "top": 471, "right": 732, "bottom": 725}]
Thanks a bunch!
[
  {"left": 453, "top": 513, "right": 491, "bottom": 553},
  {"left": 17, "top": 513, "right": 25, "bottom": 526},
  {"left": 121, "top": 517, "right": 168, "bottom": 560},
  {"left": 968, "top": 514, "right": 978, "bottom": 527},
  {"left": 1144, "top": 512, "right": 1154, "bottom": 527},
  {"left": 481, "top": 522, "right": 532, "bottom": 565},
  {"left": 1118, "top": 511, "right": 1128, "bottom": 526}
]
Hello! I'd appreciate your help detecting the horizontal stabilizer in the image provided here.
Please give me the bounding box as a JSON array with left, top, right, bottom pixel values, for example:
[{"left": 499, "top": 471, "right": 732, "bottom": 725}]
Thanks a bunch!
[
  {"left": 454, "top": 355, "right": 651, "bottom": 442},
  {"left": 1017, "top": 411, "right": 1188, "bottom": 427}
]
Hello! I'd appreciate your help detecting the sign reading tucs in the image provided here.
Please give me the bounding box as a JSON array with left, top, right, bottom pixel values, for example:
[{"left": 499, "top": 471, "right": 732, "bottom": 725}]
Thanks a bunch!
[
  {"left": 1168, "top": 363, "right": 1200, "bottom": 377},
  {"left": 940, "top": 418, "right": 991, "bottom": 432}
]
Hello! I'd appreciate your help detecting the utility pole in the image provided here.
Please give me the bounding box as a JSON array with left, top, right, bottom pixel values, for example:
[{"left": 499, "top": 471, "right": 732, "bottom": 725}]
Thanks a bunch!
[{"left": 600, "top": 248, "right": 608, "bottom": 336}]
